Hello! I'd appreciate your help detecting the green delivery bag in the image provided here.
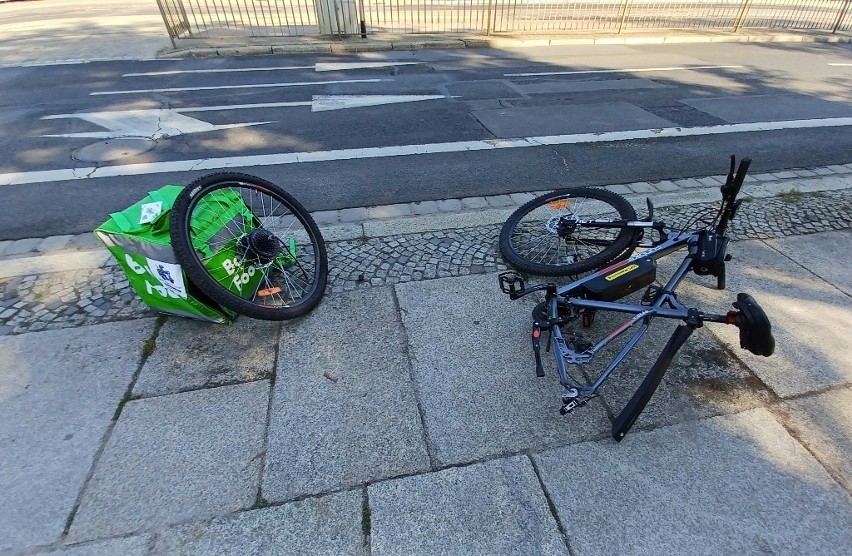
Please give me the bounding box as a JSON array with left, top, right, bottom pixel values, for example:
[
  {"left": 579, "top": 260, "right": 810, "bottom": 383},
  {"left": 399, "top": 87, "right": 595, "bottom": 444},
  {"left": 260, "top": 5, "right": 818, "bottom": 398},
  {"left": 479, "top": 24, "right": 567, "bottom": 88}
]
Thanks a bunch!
[{"left": 95, "top": 185, "right": 263, "bottom": 323}]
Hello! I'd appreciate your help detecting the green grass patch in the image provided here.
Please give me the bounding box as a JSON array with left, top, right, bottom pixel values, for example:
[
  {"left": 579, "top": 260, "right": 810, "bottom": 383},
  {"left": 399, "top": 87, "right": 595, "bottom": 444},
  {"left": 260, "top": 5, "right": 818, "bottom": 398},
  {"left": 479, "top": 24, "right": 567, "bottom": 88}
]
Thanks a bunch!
[
  {"left": 250, "top": 495, "right": 271, "bottom": 510},
  {"left": 361, "top": 504, "right": 372, "bottom": 537},
  {"left": 141, "top": 336, "right": 157, "bottom": 359},
  {"left": 112, "top": 390, "right": 134, "bottom": 421},
  {"left": 776, "top": 189, "right": 805, "bottom": 203}
]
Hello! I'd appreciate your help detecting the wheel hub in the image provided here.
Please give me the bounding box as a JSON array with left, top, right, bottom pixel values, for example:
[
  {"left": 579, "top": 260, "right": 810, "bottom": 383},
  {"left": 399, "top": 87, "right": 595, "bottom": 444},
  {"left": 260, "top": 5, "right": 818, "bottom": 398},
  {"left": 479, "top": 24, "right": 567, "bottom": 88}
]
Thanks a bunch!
[
  {"left": 238, "top": 228, "right": 281, "bottom": 264},
  {"left": 546, "top": 215, "right": 577, "bottom": 237}
]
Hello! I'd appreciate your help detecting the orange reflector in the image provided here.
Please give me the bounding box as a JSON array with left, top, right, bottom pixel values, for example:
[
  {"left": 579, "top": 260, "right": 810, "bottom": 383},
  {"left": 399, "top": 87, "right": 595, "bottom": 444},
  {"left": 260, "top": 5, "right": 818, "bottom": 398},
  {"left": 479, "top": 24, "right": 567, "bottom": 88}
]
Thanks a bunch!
[
  {"left": 548, "top": 200, "right": 570, "bottom": 209},
  {"left": 257, "top": 287, "right": 282, "bottom": 297}
]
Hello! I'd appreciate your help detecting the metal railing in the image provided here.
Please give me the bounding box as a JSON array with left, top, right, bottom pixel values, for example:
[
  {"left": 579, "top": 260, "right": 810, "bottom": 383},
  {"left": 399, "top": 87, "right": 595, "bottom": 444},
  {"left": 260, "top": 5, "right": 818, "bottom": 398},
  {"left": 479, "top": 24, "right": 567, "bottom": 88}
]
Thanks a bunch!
[{"left": 156, "top": 0, "right": 852, "bottom": 41}]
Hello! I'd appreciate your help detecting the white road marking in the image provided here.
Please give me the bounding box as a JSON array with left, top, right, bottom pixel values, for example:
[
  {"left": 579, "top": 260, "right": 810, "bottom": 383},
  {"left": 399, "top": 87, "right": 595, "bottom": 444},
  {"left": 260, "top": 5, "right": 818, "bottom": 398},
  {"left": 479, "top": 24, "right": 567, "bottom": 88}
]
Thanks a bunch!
[
  {"left": 41, "top": 110, "right": 272, "bottom": 139},
  {"left": 4, "top": 117, "right": 852, "bottom": 186},
  {"left": 309, "top": 94, "right": 445, "bottom": 111},
  {"left": 828, "top": 63, "right": 852, "bottom": 67},
  {"left": 40, "top": 95, "right": 446, "bottom": 139},
  {"left": 91, "top": 78, "right": 389, "bottom": 95},
  {"left": 504, "top": 65, "right": 744, "bottom": 77},
  {"left": 173, "top": 94, "right": 445, "bottom": 113},
  {"left": 122, "top": 61, "right": 419, "bottom": 77},
  {"left": 314, "top": 62, "right": 419, "bottom": 72},
  {"left": 123, "top": 65, "right": 313, "bottom": 76}
]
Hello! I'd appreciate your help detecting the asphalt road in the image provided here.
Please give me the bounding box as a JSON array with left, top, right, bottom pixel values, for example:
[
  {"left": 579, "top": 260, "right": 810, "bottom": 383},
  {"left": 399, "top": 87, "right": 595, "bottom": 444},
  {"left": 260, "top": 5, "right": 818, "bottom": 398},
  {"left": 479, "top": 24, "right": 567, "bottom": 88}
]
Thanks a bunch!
[{"left": 0, "top": 41, "right": 850, "bottom": 238}]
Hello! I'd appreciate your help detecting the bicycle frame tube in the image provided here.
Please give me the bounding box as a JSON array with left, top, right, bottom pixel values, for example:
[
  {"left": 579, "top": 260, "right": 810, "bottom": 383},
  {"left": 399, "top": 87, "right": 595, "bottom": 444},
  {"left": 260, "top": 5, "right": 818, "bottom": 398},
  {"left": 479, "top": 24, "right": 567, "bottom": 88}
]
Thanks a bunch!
[{"left": 546, "top": 230, "right": 703, "bottom": 390}]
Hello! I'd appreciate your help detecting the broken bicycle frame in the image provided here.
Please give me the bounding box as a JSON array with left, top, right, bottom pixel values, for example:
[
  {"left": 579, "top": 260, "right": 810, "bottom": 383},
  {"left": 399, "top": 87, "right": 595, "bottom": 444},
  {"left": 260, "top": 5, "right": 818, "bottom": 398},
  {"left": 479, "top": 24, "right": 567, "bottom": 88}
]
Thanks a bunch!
[{"left": 499, "top": 156, "right": 774, "bottom": 441}]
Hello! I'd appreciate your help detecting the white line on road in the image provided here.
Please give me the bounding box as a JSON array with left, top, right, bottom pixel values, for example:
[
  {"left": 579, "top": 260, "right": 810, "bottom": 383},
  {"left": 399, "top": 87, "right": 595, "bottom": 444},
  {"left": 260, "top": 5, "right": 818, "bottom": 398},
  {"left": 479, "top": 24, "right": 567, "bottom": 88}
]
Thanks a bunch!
[
  {"left": 91, "top": 78, "right": 389, "bottom": 95},
  {"left": 173, "top": 94, "right": 446, "bottom": 113},
  {"left": 504, "top": 65, "right": 744, "bottom": 77},
  {"left": 3, "top": 117, "right": 851, "bottom": 186},
  {"left": 123, "top": 61, "right": 419, "bottom": 77},
  {"left": 828, "top": 63, "right": 852, "bottom": 67},
  {"left": 39, "top": 95, "right": 446, "bottom": 139},
  {"left": 124, "top": 65, "right": 314, "bottom": 76}
]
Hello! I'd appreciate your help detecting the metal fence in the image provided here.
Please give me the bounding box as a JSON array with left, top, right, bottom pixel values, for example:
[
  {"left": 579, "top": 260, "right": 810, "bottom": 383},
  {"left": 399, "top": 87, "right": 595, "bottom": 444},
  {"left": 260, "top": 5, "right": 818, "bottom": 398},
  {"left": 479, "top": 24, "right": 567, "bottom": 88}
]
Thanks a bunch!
[{"left": 156, "top": 0, "right": 852, "bottom": 40}]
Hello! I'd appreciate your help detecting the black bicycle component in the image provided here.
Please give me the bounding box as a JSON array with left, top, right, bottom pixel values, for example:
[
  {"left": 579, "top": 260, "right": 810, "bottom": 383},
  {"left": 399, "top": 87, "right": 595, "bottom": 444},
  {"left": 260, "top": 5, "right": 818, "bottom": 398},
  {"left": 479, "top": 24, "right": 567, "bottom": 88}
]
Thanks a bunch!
[
  {"left": 641, "top": 284, "right": 663, "bottom": 306},
  {"left": 693, "top": 231, "right": 730, "bottom": 277},
  {"left": 532, "top": 325, "right": 545, "bottom": 377},
  {"left": 170, "top": 172, "right": 328, "bottom": 321},
  {"left": 731, "top": 293, "right": 775, "bottom": 356},
  {"left": 612, "top": 323, "right": 695, "bottom": 441},
  {"left": 498, "top": 271, "right": 526, "bottom": 298},
  {"left": 717, "top": 156, "right": 751, "bottom": 233},
  {"left": 582, "top": 257, "right": 657, "bottom": 302},
  {"left": 499, "top": 187, "right": 639, "bottom": 276},
  {"left": 238, "top": 228, "right": 282, "bottom": 265}
]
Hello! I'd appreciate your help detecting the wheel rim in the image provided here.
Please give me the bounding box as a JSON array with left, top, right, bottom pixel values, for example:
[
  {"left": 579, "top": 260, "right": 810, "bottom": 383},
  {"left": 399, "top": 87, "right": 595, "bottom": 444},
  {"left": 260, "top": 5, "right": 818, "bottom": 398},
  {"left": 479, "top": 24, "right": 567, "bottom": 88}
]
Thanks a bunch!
[
  {"left": 185, "top": 181, "right": 323, "bottom": 311},
  {"left": 509, "top": 194, "right": 626, "bottom": 268}
]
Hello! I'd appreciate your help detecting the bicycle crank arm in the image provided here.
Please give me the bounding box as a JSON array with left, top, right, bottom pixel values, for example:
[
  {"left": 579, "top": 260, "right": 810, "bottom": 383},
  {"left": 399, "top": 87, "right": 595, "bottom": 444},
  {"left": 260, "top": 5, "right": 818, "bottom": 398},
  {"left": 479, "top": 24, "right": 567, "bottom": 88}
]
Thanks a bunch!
[{"left": 498, "top": 271, "right": 556, "bottom": 300}]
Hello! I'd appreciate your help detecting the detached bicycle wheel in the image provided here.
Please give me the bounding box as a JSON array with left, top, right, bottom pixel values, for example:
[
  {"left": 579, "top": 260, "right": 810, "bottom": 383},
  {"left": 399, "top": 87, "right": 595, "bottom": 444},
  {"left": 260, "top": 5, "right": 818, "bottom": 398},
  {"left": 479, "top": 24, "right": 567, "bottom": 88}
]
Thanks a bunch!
[
  {"left": 170, "top": 173, "right": 328, "bottom": 321},
  {"left": 500, "top": 187, "right": 638, "bottom": 276}
]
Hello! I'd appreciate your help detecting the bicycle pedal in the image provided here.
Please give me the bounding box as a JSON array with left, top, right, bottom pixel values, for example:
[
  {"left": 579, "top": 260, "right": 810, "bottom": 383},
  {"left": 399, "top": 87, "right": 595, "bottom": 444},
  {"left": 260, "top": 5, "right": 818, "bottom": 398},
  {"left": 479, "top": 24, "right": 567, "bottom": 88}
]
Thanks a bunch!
[{"left": 498, "top": 271, "right": 526, "bottom": 298}]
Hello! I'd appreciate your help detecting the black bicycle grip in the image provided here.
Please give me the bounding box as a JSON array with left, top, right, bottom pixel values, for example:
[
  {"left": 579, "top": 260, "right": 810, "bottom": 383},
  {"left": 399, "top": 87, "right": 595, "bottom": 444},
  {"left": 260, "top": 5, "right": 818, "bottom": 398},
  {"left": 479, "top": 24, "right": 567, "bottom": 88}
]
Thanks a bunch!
[{"left": 731, "top": 157, "right": 752, "bottom": 193}]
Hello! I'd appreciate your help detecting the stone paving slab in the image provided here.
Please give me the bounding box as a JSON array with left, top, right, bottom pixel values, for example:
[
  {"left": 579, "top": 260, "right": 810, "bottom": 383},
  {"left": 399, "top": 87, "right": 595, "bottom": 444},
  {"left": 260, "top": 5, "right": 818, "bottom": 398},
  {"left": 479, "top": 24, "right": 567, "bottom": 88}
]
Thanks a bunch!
[
  {"left": 263, "top": 287, "right": 429, "bottom": 502},
  {"left": 151, "top": 490, "right": 365, "bottom": 556},
  {"left": 369, "top": 456, "right": 568, "bottom": 556},
  {"left": 133, "top": 316, "right": 279, "bottom": 397},
  {"left": 533, "top": 408, "right": 852, "bottom": 556},
  {"left": 764, "top": 229, "right": 852, "bottom": 296},
  {"left": 395, "top": 273, "right": 612, "bottom": 467},
  {"left": 681, "top": 236, "right": 852, "bottom": 398},
  {"left": 774, "top": 387, "right": 852, "bottom": 495},
  {"left": 0, "top": 320, "right": 154, "bottom": 553},
  {"left": 37, "top": 535, "right": 152, "bottom": 556},
  {"left": 68, "top": 381, "right": 269, "bottom": 542}
]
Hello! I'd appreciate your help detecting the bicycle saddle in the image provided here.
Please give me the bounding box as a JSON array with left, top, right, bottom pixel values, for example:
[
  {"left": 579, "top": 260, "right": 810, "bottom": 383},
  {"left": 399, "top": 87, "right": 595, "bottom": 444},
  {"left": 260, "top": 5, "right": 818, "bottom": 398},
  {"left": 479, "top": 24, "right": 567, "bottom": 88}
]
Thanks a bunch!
[{"left": 732, "top": 293, "right": 775, "bottom": 357}]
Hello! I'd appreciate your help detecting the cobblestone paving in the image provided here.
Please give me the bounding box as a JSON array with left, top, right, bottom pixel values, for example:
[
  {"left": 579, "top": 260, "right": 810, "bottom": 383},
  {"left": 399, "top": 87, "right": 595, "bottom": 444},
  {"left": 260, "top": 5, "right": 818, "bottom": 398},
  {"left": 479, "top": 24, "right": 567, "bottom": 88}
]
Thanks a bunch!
[{"left": 1, "top": 190, "right": 850, "bottom": 336}]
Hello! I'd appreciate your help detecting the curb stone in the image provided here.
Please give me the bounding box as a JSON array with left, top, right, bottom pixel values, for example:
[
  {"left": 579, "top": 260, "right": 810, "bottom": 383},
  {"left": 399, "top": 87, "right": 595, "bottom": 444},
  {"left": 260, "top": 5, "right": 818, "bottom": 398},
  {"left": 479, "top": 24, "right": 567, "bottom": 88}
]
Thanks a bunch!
[{"left": 157, "top": 30, "right": 852, "bottom": 59}]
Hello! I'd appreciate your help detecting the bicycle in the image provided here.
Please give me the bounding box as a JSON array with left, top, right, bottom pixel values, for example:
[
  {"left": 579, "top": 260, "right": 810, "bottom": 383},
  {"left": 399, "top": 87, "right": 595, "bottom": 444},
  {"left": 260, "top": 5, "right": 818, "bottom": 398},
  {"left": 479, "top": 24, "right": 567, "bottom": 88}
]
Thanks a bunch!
[
  {"left": 497, "top": 156, "right": 775, "bottom": 441},
  {"left": 169, "top": 173, "right": 328, "bottom": 321}
]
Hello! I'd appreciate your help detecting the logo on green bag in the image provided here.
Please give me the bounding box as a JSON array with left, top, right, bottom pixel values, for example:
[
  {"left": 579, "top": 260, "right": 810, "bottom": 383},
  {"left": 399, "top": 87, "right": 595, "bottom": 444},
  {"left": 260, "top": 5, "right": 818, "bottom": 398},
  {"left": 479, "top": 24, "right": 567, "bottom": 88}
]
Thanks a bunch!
[{"left": 221, "top": 257, "right": 257, "bottom": 294}]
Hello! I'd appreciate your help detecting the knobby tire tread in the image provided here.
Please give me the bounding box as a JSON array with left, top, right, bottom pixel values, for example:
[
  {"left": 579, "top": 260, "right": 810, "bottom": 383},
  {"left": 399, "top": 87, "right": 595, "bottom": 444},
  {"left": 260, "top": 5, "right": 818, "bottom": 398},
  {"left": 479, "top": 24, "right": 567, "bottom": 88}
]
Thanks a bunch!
[
  {"left": 170, "top": 172, "right": 328, "bottom": 321},
  {"left": 499, "top": 187, "right": 638, "bottom": 276}
]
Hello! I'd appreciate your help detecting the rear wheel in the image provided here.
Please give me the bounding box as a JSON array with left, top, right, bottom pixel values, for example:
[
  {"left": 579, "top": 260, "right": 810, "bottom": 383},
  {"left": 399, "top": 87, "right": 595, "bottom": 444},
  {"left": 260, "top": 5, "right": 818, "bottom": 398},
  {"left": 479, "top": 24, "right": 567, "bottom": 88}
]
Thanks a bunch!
[
  {"left": 500, "top": 187, "right": 638, "bottom": 276},
  {"left": 170, "top": 173, "right": 327, "bottom": 320}
]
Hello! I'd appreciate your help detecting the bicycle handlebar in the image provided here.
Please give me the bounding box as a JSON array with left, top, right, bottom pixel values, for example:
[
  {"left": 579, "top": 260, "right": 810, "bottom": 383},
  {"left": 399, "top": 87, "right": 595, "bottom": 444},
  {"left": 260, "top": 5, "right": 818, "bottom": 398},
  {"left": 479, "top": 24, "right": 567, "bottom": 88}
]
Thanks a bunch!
[{"left": 717, "top": 156, "right": 751, "bottom": 233}]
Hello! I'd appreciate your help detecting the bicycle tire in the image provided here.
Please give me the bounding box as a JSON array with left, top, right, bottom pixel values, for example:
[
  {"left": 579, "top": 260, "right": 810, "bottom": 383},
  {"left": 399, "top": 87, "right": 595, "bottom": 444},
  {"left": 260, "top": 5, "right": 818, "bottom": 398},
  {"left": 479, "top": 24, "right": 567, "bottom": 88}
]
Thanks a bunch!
[
  {"left": 500, "top": 187, "right": 638, "bottom": 276},
  {"left": 170, "top": 173, "right": 328, "bottom": 321}
]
